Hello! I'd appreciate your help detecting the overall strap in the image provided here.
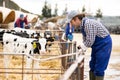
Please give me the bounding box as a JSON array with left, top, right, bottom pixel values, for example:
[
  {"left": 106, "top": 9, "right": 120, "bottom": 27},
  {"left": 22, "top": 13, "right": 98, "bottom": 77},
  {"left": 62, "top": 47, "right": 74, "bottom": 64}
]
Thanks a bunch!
[{"left": 81, "top": 19, "right": 87, "bottom": 37}]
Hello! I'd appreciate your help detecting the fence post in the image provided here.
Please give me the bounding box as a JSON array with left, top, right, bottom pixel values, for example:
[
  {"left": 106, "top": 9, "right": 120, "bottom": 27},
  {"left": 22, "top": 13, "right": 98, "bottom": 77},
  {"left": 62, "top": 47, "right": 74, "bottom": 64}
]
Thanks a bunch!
[
  {"left": 67, "top": 41, "right": 76, "bottom": 64},
  {"left": 77, "top": 58, "right": 84, "bottom": 80},
  {"left": 68, "top": 41, "right": 73, "bottom": 62},
  {"left": 60, "top": 41, "right": 68, "bottom": 69},
  {"left": 73, "top": 41, "right": 76, "bottom": 53},
  {"left": 22, "top": 54, "right": 24, "bottom": 80}
]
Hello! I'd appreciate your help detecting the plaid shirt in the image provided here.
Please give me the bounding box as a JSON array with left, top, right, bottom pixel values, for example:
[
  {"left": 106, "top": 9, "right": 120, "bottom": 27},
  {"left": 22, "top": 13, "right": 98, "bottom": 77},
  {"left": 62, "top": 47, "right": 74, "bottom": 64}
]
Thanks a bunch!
[{"left": 81, "top": 18, "right": 109, "bottom": 47}]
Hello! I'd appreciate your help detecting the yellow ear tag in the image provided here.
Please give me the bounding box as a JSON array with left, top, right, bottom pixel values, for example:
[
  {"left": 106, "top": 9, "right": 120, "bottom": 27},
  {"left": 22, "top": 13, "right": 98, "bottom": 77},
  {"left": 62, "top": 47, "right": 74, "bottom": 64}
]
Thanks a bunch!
[{"left": 33, "top": 42, "right": 37, "bottom": 49}]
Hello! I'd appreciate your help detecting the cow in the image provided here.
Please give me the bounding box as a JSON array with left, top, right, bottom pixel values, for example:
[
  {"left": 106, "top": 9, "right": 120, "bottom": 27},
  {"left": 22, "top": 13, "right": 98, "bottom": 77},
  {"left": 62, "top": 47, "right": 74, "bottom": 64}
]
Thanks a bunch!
[
  {"left": 13, "top": 27, "right": 36, "bottom": 38},
  {"left": 2, "top": 32, "right": 47, "bottom": 80},
  {"left": 0, "top": 28, "right": 57, "bottom": 53},
  {"left": 33, "top": 18, "right": 44, "bottom": 29}
]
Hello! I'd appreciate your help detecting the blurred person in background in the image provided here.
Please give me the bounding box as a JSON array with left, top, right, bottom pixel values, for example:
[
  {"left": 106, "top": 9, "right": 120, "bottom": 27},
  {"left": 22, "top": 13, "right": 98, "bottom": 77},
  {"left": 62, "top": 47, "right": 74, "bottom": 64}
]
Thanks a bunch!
[
  {"left": 67, "top": 10, "right": 112, "bottom": 80},
  {"left": 65, "top": 22, "right": 74, "bottom": 41},
  {"left": 14, "top": 14, "right": 29, "bottom": 29},
  {"left": 61, "top": 22, "right": 74, "bottom": 69}
]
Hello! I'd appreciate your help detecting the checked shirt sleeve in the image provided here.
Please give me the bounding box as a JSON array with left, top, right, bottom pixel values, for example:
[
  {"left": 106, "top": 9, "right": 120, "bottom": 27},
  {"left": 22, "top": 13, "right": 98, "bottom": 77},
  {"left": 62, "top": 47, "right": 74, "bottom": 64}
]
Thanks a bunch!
[{"left": 83, "top": 22, "right": 97, "bottom": 47}]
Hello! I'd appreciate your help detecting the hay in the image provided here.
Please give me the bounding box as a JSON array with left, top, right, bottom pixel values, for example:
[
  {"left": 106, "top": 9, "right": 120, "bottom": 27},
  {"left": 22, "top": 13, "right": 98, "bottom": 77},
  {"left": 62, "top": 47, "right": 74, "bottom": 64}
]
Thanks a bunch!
[
  {"left": 0, "top": 11, "right": 3, "bottom": 23},
  {"left": 3, "top": 10, "right": 15, "bottom": 24},
  {"left": 31, "top": 17, "right": 37, "bottom": 23},
  {"left": 44, "top": 15, "right": 65, "bottom": 23},
  {"left": 0, "top": 41, "right": 62, "bottom": 80},
  {"left": 26, "top": 13, "right": 38, "bottom": 22}
]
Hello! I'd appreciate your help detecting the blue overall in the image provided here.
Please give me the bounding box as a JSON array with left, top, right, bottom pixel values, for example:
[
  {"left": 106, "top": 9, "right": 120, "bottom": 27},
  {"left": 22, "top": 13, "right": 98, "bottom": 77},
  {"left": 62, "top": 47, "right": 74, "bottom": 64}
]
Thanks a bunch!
[
  {"left": 81, "top": 19, "right": 112, "bottom": 76},
  {"left": 65, "top": 23, "right": 74, "bottom": 41},
  {"left": 14, "top": 20, "right": 25, "bottom": 28},
  {"left": 65, "top": 23, "right": 74, "bottom": 50}
]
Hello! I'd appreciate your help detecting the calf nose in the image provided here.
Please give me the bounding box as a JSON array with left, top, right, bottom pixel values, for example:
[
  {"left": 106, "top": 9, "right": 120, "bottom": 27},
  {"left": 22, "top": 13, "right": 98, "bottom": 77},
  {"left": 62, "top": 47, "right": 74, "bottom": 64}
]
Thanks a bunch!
[{"left": 40, "top": 50, "right": 46, "bottom": 54}]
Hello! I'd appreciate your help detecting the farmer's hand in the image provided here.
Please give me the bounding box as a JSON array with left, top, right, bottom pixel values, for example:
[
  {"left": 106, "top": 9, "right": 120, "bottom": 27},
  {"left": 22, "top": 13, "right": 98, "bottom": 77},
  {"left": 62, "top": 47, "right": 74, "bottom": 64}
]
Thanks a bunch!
[
  {"left": 61, "top": 33, "right": 66, "bottom": 41},
  {"left": 77, "top": 45, "right": 81, "bottom": 50},
  {"left": 77, "top": 43, "right": 88, "bottom": 52}
]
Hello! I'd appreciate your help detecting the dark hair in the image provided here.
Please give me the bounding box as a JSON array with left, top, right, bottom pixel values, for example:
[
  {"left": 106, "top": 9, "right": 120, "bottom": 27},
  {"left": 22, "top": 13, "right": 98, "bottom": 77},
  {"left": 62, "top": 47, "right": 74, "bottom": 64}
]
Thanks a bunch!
[{"left": 73, "top": 13, "right": 85, "bottom": 20}]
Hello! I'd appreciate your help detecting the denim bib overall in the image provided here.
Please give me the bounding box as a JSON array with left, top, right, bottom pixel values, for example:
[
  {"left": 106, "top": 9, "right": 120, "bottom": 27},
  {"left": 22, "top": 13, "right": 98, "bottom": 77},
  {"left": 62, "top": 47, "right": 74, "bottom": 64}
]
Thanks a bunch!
[{"left": 81, "top": 19, "right": 112, "bottom": 76}]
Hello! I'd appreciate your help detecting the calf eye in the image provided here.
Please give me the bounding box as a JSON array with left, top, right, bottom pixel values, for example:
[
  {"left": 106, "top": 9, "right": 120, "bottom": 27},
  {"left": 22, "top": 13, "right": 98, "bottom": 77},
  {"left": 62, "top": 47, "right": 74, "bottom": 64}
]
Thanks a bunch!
[
  {"left": 14, "top": 38, "right": 17, "bottom": 41},
  {"left": 6, "top": 41, "right": 9, "bottom": 44},
  {"left": 22, "top": 51, "right": 24, "bottom": 53}
]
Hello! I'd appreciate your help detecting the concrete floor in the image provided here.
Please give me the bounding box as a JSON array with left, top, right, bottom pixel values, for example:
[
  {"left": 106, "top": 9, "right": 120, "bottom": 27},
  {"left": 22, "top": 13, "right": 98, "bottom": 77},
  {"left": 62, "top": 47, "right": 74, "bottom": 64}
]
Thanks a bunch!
[
  {"left": 72, "top": 33, "right": 120, "bottom": 80},
  {"left": 84, "top": 53, "right": 120, "bottom": 80}
]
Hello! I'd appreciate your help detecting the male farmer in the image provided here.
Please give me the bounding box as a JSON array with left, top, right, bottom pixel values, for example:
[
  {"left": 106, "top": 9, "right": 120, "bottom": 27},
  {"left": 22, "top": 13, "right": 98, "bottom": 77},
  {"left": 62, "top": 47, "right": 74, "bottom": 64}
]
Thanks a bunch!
[
  {"left": 67, "top": 10, "right": 112, "bottom": 80},
  {"left": 14, "top": 14, "right": 29, "bottom": 28}
]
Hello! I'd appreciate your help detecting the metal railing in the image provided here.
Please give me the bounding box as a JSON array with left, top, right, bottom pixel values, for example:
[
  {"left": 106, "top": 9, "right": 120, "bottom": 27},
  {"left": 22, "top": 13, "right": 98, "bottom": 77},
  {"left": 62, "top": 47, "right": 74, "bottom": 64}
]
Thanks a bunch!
[{"left": 0, "top": 41, "right": 85, "bottom": 80}]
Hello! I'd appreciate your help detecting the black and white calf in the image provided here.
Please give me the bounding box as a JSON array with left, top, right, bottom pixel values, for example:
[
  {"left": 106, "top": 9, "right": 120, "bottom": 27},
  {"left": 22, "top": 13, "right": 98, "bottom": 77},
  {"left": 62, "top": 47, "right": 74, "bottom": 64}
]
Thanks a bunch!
[
  {"left": 2, "top": 33, "right": 46, "bottom": 80},
  {"left": 13, "top": 27, "right": 36, "bottom": 38}
]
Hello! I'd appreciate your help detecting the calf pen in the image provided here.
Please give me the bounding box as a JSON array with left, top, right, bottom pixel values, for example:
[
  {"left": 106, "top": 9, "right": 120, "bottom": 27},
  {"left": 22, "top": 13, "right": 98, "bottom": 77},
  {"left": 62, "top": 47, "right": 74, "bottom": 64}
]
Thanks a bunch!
[{"left": 0, "top": 41, "right": 85, "bottom": 80}]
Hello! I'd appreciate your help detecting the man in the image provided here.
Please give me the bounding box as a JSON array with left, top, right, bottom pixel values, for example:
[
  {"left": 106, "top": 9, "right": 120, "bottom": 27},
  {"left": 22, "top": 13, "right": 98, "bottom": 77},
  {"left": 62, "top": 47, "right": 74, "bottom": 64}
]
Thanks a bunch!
[
  {"left": 67, "top": 10, "right": 112, "bottom": 80},
  {"left": 60, "top": 22, "right": 74, "bottom": 69},
  {"left": 14, "top": 14, "right": 29, "bottom": 28}
]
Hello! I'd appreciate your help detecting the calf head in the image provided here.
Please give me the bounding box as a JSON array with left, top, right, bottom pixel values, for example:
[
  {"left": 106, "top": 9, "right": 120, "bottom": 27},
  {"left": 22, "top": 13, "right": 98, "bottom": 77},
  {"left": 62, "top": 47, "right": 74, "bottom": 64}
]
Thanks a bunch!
[
  {"left": 39, "top": 38, "right": 47, "bottom": 54},
  {"left": 31, "top": 40, "right": 40, "bottom": 54}
]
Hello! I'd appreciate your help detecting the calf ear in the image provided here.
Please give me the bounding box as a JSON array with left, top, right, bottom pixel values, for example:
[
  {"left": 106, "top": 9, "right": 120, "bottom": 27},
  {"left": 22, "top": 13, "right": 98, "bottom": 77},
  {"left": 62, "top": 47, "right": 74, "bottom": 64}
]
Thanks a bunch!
[
  {"left": 45, "top": 44, "right": 47, "bottom": 49},
  {"left": 39, "top": 43, "right": 41, "bottom": 49},
  {"left": 14, "top": 38, "right": 17, "bottom": 41},
  {"left": 29, "top": 50, "right": 31, "bottom": 54}
]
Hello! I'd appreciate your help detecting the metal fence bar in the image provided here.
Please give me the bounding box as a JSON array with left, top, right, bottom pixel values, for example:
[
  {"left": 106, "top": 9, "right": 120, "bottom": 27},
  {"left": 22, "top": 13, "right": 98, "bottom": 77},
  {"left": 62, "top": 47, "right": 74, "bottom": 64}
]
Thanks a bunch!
[
  {"left": 79, "top": 59, "right": 84, "bottom": 80},
  {"left": 0, "top": 72, "right": 64, "bottom": 74},
  {"left": 22, "top": 54, "right": 24, "bottom": 80},
  {"left": 25, "top": 52, "right": 81, "bottom": 62},
  {"left": 0, "top": 28, "right": 64, "bottom": 32},
  {"left": 0, "top": 68, "right": 62, "bottom": 70},
  {"left": 0, "top": 51, "right": 80, "bottom": 62},
  {"left": 0, "top": 41, "right": 76, "bottom": 43},
  {"left": 0, "top": 52, "right": 84, "bottom": 80},
  {"left": 0, "top": 39, "right": 84, "bottom": 80},
  {"left": 59, "top": 55, "right": 84, "bottom": 80}
]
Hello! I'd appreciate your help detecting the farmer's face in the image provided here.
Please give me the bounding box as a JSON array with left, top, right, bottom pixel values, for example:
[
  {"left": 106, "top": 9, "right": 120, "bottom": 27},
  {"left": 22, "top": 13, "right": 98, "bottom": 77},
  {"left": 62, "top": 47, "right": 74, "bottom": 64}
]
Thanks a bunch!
[
  {"left": 71, "top": 17, "right": 82, "bottom": 28},
  {"left": 20, "top": 17, "right": 24, "bottom": 21}
]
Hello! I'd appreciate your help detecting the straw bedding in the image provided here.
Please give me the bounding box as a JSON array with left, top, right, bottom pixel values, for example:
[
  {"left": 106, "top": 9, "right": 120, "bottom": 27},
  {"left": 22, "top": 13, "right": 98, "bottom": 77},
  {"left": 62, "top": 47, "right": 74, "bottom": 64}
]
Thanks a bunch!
[{"left": 0, "top": 41, "right": 62, "bottom": 80}]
